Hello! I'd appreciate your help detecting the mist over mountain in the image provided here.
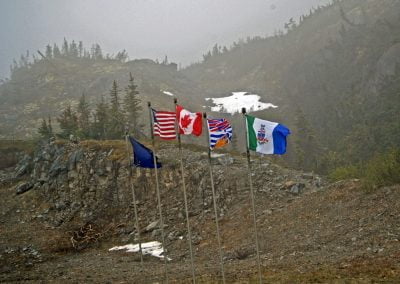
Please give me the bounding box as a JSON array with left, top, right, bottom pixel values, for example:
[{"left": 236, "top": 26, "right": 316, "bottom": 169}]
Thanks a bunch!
[
  {"left": 0, "top": 0, "right": 329, "bottom": 80},
  {"left": 0, "top": 0, "right": 399, "bottom": 175}
]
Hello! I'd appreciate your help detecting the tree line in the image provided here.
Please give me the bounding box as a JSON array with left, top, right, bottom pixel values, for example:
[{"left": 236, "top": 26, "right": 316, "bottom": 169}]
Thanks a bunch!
[{"left": 38, "top": 73, "right": 142, "bottom": 140}]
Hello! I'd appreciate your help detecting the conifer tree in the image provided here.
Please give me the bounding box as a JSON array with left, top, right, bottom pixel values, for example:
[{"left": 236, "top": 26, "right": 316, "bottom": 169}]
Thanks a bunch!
[
  {"left": 77, "top": 93, "right": 91, "bottom": 138},
  {"left": 78, "top": 41, "right": 83, "bottom": 57},
  {"left": 45, "top": 45, "right": 53, "bottom": 58},
  {"left": 108, "top": 80, "right": 125, "bottom": 139},
  {"left": 38, "top": 118, "right": 51, "bottom": 139},
  {"left": 53, "top": 44, "right": 61, "bottom": 57},
  {"left": 93, "top": 96, "right": 109, "bottom": 140},
  {"left": 48, "top": 116, "right": 53, "bottom": 137},
  {"left": 57, "top": 105, "right": 78, "bottom": 139},
  {"left": 70, "top": 40, "right": 78, "bottom": 57},
  {"left": 62, "top": 38, "right": 69, "bottom": 56},
  {"left": 124, "top": 73, "right": 142, "bottom": 135}
]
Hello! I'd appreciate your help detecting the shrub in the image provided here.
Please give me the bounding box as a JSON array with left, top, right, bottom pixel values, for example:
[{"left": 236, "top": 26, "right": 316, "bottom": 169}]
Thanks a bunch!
[
  {"left": 363, "top": 149, "right": 400, "bottom": 190},
  {"left": 328, "top": 165, "right": 360, "bottom": 181}
]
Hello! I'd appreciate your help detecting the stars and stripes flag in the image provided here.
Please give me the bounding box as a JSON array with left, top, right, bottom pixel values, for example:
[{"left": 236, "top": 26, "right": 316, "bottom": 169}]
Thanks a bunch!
[
  {"left": 152, "top": 108, "right": 177, "bottom": 140},
  {"left": 207, "top": 118, "right": 233, "bottom": 149}
]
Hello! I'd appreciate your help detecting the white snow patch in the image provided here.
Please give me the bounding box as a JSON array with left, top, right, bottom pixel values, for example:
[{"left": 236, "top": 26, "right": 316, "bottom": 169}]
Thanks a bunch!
[
  {"left": 210, "top": 153, "right": 225, "bottom": 158},
  {"left": 109, "top": 241, "right": 171, "bottom": 260},
  {"left": 205, "top": 92, "right": 277, "bottom": 114},
  {"left": 162, "top": 91, "right": 175, "bottom": 97}
]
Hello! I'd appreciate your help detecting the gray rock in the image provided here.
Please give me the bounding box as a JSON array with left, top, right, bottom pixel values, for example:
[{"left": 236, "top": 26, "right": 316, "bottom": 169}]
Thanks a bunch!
[
  {"left": 301, "top": 173, "right": 314, "bottom": 180},
  {"left": 16, "top": 182, "right": 34, "bottom": 195},
  {"left": 49, "top": 156, "right": 67, "bottom": 177},
  {"left": 145, "top": 220, "right": 159, "bottom": 232},
  {"left": 290, "top": 183, "right": 305, "bottom": 195}
]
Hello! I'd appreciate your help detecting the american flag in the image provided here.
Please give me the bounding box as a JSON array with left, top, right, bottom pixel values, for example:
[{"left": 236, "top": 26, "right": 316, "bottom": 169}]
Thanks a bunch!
[
  {"left": 152, "top": 108, "right": 177, "bottom": 140},
  {"left": 207, "top": 118, "right": 233, "bottom": 149}
]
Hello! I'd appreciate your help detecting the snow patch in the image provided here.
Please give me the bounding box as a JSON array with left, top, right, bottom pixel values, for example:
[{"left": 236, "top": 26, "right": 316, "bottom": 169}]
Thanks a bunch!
[
  {"left": 109, "top": 241, "right": 171, "bottom": 260},
  {"left": 162, "top": 91, "right": 175, "bottom": 97},
  {"left": 205, "top": 92, "right": 277, "bottom": 114}
]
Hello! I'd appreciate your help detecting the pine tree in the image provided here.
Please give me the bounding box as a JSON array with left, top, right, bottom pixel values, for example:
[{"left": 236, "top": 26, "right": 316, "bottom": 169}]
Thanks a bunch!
[
  {"left": 124, "top": 73, "right": 142, "bottom": 135},
  {"left": 78, "top": 41, "right": 83, "bottom": 57},
  {"left": 93, "top": 96, "right": 109, "bottom": 139},
  {"left": 48, "top": 116, "right": 53, "bottom": 137},
  {"left": 77, "top": 93, "right": 91, "bottom": 138},
  {"left": 53, "top": 44, "right": 61, "bottom": 57},
  {"left": 62, "top": 38, "right": 69, "bottom": 56},
  {"left": 38, "top": 118, "right": 50, "bottom": 139},
  {"left": 57, "top": 105, "right": 78, "bottom": 139},
  {"left": 70, "top": 40, "right": 78, "bottom": 57},
  {"left": 108, "top": 80, "right": 125, "bottom": 139},
  {"left": 45, "top": 45, "right": 53, "bottom": 58}
]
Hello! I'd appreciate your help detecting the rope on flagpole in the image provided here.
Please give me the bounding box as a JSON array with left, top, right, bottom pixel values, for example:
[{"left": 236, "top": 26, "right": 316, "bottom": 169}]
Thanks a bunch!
[
  {"left": 174, "top": 98, "right": 196, "bottom": 283},
  {"left": 147, "top": 102, "right": 169, "bottom": 283},
  {"left": 203, "top": 112, "right": 226, "bottom": 284},
  {"left": 124, "top": 132, "right": 144, "bottom": 265},
  {"left": 242, "top": 108, "right": 263, "bottom": 283}
]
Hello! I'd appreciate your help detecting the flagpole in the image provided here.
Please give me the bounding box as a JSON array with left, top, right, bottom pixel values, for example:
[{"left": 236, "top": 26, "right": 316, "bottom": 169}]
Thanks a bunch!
[
  {"left": 148, "top": 102, "right": 169, "bottom": 283},
  {"left": 124, "top": 132, "right": 143, "bottom": 265},
  {"left": 174, "top": 98, "right": 196, "bottom": 283},
  {"left": 203, "top": 113, "right": 226, "bottom": 284},
  {"left": 241, "top": 108, "right": 263, "bottom": 283}
]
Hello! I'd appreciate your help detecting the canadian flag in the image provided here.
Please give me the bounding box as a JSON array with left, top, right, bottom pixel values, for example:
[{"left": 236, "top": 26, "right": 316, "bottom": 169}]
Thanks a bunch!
[{"left": 176, "top": 105, "right": 202, "bottom": 136}]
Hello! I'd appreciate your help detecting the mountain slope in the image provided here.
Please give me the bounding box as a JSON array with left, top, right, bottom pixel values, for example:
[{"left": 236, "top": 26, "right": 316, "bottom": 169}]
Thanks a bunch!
[{"left": 181, "top": 0, "right": 400, "bottom": 171}]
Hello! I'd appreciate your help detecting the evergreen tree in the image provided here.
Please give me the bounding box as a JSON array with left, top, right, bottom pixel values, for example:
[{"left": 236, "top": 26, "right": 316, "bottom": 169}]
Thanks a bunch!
[
  {"left": 108, "top": 80, "right": 125, "bottom": 139},
  {"left": 38, "top": 118, "right": 51, "bottom": 139},
  {"left": 62, "top": 38, "right": 69, "bottom": 56},
  {"left": 53, "top": 44, "right": 61, "bottom": 57},
  {"left": 70, "top": 40, "right": 78, "bottom": 57},
  {"left": 93, "top": 96, "right": 109, "bottom": 139},
  {"left": 57, "top": 105, "right": 78, "bottom": 139},
  {"left": 78, "top": 41, "right": 83, "bottom": 57},
  {"left": 48, "top": 116, "right": 53, "bottom": 137},
  {"left": 77, "top": 93, "right": 91, "bottom": 138},
  {"left": 45, "top": 45, "right": 53, "bottom": 58},
  {"left": 124, "top": 73, "right": 142, "bottom": 135}
]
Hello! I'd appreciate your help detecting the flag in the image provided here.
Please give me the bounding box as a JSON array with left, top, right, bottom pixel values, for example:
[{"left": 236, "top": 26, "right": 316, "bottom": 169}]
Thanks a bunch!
[
  {"left": 207, "top": 118, "right": 233, "bottom": 149},
  {"left": 246, "top": 115, "right": 290, "bottom": 155},
  {"left": 152, "top": 108, "right": 176, "bottom": 140},
  {"left": 129, "top": 136, "right": 162, "bottom": 168},
  {"left": 176, "top": 105, "right": 202, "bottom": 136}
]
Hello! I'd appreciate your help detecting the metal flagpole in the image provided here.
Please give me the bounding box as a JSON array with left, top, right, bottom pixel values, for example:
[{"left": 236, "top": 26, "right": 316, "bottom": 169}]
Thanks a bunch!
[
  {"left": 124, "top": 132, "right": 143, "bottom": 265},
  {"left": 147, "top": 102, "right": 169, "bottom": 283},
  {"left": 241, "top": 108, "right": 263, "bottom": 283},
  {"left": 203, "top": 113, "right": 226, "bottom": 284},
  {"left": 174, "top": 98, "right": 196, "bottom": 283}
]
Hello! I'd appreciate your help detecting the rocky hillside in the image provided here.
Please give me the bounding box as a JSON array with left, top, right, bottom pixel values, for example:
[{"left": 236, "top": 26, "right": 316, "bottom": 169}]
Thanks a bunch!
[
  {"left": 0, "top": 0, "right": 399, "bottom": 173},
  {"left": 182, "top": 0, "right": 400, "bottom": 171},
  {"left": 1, "top": 140, "right": 399, "bottom": 282}
]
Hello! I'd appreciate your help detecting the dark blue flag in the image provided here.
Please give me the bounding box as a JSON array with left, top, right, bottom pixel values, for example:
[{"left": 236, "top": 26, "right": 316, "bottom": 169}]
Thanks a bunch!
[{"left": 129, "top": 136, "right": 162, "bottom": 169}]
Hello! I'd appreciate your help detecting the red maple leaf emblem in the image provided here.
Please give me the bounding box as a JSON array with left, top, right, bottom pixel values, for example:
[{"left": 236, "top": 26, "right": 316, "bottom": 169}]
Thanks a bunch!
[{"left": 181, "top": 114, "right": 192, "bottom": 128}]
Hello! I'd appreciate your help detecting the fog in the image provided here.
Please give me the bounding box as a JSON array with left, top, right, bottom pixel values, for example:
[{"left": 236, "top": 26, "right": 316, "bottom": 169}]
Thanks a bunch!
[{"left": 0, "top": 0, "right": 329, "bottom": 79}]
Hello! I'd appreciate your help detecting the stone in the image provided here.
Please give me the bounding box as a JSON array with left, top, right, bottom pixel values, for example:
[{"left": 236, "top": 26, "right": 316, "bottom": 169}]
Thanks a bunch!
[
  {"left": 49, "top": 157, "right": 67, "bottom": 177},
  {"left": 145, "top": 220, "right": 159, "bottom": 232},
  {"left": 15, "top": 182, "right": 34, "bottom": 195},
  {"left": 301, "top": 173, "right": 314, "bottom": 180},
  {"left": 290, "top": 183, "right": 305, "bottom": 195}
]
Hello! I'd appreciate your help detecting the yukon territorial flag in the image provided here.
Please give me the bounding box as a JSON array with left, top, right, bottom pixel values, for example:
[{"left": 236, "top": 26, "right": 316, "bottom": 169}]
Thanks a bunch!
[
  {"left": 129, "top": 136, "right": 162, "bottom": 168},
  {"left": 176, "top": 105, "right": 202, "bottom": 136},
  {"left": 246, "top": 115, "right": 290, "bottom": 155},
  {"left": 207, "top": 118, "right": 233, "bottom": 149}
]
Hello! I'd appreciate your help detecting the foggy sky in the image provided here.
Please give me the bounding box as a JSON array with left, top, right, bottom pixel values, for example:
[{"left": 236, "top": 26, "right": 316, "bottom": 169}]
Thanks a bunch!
[{"left": 0, "top": 0, "right": 329, "bottom": 80}]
